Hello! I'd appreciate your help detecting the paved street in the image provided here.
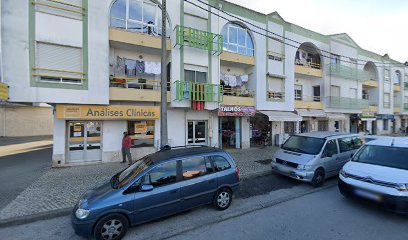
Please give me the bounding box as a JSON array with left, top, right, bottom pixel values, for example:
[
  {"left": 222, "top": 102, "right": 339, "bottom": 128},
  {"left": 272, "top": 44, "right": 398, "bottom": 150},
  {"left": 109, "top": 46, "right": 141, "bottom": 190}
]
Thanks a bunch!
[
  {"left": 0, "top": 137, "right": 52, "bottom": 209},
  {"left": 172, "top": 186, "right": 408, "bottom": 240},
  {"left": 1, "top": 175, "right": 407, "bottom": 240}
]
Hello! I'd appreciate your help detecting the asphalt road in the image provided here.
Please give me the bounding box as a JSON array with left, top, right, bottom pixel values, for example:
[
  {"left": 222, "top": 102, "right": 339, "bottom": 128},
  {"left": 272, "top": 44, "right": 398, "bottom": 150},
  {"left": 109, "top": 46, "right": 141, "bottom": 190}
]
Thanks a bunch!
[
  {"left": 0, "top": 142, "right": 51, "bottom": 209},
  {"left": 172, "top": 187, "right": 408, "bottom": 240}
]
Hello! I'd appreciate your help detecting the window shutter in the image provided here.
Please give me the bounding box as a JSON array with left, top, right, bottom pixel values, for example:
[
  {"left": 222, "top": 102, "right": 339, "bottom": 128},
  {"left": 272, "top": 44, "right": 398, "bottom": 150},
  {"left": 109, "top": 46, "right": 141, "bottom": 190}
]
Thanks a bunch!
[{"left": 37, "top": 42, "right": 82, "bottom": 73}]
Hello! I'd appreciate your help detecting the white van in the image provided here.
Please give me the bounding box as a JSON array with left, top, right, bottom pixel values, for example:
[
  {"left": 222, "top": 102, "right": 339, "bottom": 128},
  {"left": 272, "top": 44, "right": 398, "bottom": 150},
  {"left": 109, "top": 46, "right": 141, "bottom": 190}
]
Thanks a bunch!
[
  {"left": 271, "top": 132, "right": 367, "bottom": 187},
  {"left": 339, "top": 137, "right": 408, "bottom": 214}
]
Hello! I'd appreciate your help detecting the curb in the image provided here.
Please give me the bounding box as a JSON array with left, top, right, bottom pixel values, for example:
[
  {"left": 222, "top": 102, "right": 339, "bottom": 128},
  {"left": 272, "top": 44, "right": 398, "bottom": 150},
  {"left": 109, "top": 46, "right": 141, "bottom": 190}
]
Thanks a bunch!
[
  {"left": 159, "top": 181, "right": 337, "bottom": 240},
  {"left": 0, "top": 208, "right": 72, "bottom": 229}
]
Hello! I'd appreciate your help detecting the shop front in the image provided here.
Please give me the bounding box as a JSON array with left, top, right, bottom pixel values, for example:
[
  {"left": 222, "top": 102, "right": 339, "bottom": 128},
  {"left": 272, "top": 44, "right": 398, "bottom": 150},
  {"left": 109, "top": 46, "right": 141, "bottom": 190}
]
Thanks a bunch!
[
  {"left": 295, "top": 109, "right": 326, "bottom": 133},
  {"left": 219, "top": 105, "right": 255, "bottom": 149},
  {"left": 359, "top": 112, "right": 376, "bottom": 134},
  {"left": 53, "top": 104, "right": 160, "bottom": 166}
]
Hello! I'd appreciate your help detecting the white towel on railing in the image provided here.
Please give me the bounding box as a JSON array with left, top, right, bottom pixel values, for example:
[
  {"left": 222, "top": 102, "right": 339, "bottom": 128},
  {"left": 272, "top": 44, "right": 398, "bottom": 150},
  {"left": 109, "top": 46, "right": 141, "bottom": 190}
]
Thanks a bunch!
[
  {"left": 241, "top": 74, "right": 249, "bottom": 82},
  {"left": 225, "top": 74, "right": 237, "bottom": 87}
]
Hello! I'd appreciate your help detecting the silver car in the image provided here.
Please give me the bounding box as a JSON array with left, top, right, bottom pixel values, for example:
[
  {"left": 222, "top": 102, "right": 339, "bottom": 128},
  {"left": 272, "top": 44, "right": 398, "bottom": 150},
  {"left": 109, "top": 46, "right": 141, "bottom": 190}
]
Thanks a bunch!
[{"left": 271, "top": 132, "right": 367, "bottom": 187}]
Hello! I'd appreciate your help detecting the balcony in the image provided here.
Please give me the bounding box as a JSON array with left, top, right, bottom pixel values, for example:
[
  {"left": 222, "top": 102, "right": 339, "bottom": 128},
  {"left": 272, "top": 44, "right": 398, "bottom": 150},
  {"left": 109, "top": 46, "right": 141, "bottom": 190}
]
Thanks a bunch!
[
  {"left": 267, "top": 91, "right": 285, "bottom": 102},
  {"left": 222, "top": 88, "right": 255, "bottom": 106},
  {"left": 393, "top": 85, "right": 401, "bottom": 92},
  {"left": 404, "top": 103, "right": 408, "bottom": 111},
  {"left": 109, "top": 77, "right": 170, "bottom": 102},
  {"left": 394, "top": 104, "right": 401, "bottom": 113},
  {"left": 220, "top": 51, "right": 255, "bottom": 67},
  {"left": 405, "top": 82, "right": 408, "bottom": 91},
  {"left": 175, "top": 80, "right": 223, "bottom": 102},
  {"left": 294, "top": 96, "right": 323, "bottom": 109},
  {"left": 325, "top": 96, "right": 369, "bottom": 109},
  {"left": 294, "top": 60, "right": 322, "bottom": 77},
  {"left": 109, "top": 28, "right": 171, "bottom": 50},
  {"left": 327, "top": 64, "right": 368, "bottom": 81},
  {"left": 175, "top": 25, "right": 223, "bottom": 55},
  {"left": 0, "top": 82, "right": 9, "bottom": 101},
  {"left": 364, "top": 104, "right": 378, "bottom": 112},
  {"left": 362, "top": 80, "right": 379, "bottom": 88}
]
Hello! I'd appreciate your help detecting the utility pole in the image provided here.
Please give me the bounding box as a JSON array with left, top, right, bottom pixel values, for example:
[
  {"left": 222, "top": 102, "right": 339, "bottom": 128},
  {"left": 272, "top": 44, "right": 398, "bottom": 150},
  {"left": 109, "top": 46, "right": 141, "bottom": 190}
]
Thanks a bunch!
[{"left": 160, "top": 0, "right": 168, "bottom": 148}]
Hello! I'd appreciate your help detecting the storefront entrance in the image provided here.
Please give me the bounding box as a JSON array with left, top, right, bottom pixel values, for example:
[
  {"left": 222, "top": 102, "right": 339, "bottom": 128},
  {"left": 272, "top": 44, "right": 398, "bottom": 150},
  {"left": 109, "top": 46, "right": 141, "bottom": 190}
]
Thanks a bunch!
[
  {"left": 187, "top": 121, "right": 207, "bottom": 145},
  {"left": 68, "top": 121, "right": 102, "bottom": 162},
  {"left": 220, "top": 117, "right": 240, "bottom": 149}
]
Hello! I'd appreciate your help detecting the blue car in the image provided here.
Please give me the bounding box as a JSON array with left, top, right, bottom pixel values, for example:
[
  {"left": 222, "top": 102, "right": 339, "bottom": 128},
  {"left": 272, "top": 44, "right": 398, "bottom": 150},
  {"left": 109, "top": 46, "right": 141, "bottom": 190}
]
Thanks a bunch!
[{"left": 71, "top": 146, "right": 240, "bottom": 240}]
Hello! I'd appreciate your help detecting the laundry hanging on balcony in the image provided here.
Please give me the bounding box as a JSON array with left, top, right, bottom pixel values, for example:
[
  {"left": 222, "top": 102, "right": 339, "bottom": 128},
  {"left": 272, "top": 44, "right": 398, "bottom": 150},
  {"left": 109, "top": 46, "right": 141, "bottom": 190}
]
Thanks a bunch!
[
  {"left": 145, "top": 61, "right": 161, "bottom": 75},
  {"left": 135, "top": 60, "right": 145, "bottom": 74}
]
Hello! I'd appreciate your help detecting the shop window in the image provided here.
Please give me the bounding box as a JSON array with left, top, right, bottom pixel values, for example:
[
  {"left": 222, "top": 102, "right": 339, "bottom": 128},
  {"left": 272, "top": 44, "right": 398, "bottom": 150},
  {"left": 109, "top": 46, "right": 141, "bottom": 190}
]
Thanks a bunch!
[
  {"left": 127, "top": 120, "right": 155, "bottom": 147},
  {"left": 318, "top": 120, "right": 328, "bottom": 131}
]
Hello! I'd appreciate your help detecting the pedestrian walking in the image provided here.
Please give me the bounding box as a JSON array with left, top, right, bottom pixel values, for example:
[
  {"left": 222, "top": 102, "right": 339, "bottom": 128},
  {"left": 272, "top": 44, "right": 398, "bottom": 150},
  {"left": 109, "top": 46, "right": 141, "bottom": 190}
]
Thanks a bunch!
[{"left": 121, "top": 132, "right": 132, "bottom": 165}]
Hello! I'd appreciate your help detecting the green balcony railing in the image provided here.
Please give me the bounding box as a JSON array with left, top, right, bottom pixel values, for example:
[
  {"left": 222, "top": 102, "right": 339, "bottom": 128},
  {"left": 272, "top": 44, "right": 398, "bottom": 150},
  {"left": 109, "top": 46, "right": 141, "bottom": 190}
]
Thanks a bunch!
[
  {"left": 404, "top": 103, "right": 408, "bottom": 111},
  {"left": 326, "top": 96, "right": 369, "bottom": 109},
  {"left": 404, "top": 82, "right": 408, "bottom": 90},
  {"left": 175, "top": 80, "right": 223, "bottom": 102},
  {"left": 175, "top": 25, "right": 223, "bottom": 55},
  {"left": 326, "top": 64, "right": 369, "bottom": 81}
]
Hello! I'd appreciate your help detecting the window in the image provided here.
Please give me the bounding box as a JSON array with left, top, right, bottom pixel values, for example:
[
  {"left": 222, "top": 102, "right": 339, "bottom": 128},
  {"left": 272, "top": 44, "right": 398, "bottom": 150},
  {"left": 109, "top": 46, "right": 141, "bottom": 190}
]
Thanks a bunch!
[
  {"left": 284, "top": 122, "right": 295, "bottom": 135},
  {"left": 322, "top": 140, "right": 338, "bottom": 157},
  {"left": 330, "top": 85, "right": 340, "bottom": 97},
  {"left": 394, "top": 71, "right": 402, "bottom": 85},
  {"left": 384, "top": 69, "right": 390, "bottom": 82},
  {"left": 222, "top": 23, "right": 254, "bottom": 56},
  {"left": 212, "top": 156, "right": 231, "bottom": 172},
  {"left": 383, "top": 120, "right": 388, "bottom": 131},
  {"left": 110, "top": 0, "right": 169, "bottom": 36},
  {"left": 145, "top": 161, "right": 177, "bottom": 188},
  {"left": 338, "top": 137, "right": 354, "bottom": 153},
  {"left": 35, "top": 42, "right": 83, "bottom": 84},
  {"left": 331, "top": 54, "right": 340, "bottom": 64},
  {"left": 362, "top": 89, "right": 369, "bottom": 100},
  {"left": 383, "top": 93, "right": 390, "bottom": 108},
  {"left": 181, "top": 157, "right": 212, "bottom": 180},
  {"left": 294, "top": 85, "right": 302, "bottom": 100},
  {"left": 127, "top": 120, "right": 155, "bottom": 147},
  {"left": 34, "top": 0, "right": 84, "bottom": 20},
  {"left": 184, "top": 70, "right": 207, "bottom": 83}
]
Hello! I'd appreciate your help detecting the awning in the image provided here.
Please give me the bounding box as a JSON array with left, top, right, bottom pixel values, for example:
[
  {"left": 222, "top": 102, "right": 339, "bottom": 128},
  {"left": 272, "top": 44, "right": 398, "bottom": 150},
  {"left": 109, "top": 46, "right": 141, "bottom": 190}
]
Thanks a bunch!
[
  {"left": 296, "top": 109, "right": 326, "bottom": 118},
  {"left": 326, "top": 113, "right": 348, "bottom": 120},
  {"left": 259, "top": 111, "right": 302, "bottom": 122}
]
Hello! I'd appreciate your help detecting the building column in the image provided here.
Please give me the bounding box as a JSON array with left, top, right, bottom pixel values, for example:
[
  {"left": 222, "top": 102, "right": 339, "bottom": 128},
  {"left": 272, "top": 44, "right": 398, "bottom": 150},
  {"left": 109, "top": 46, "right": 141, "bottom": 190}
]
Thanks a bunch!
[
  {"left": 235, "top": 117, "right": 241, "bottom": 149},
  {"left": 241, "top": 117, "right": 250, "bottom": 149}
]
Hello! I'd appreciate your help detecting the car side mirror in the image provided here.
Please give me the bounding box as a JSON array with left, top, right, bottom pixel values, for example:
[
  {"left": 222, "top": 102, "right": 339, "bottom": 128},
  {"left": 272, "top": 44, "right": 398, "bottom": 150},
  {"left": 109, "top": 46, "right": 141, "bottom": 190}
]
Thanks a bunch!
[{"left": 140, "top": 184, "right": 154, "bottom": 192}]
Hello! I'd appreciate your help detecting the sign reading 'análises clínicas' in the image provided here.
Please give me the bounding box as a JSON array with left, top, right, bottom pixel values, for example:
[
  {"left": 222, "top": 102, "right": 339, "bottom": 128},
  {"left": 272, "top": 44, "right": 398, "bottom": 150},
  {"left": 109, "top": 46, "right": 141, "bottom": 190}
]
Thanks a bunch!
[
  {"left": 218, "top": 105, "right": 256, "bottom": 117},
  {"left": 56, "top": 104, "right": 160, "bottom": 120}
]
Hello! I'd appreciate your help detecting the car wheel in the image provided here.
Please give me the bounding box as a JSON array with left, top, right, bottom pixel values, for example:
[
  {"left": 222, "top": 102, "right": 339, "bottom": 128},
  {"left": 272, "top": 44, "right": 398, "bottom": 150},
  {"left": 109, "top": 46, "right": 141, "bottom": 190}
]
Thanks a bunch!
[
  {"left": 94, "top": 214, "right": 129, "bottom": 240},
  {"left": 311, "top": 168, "right": 325, "bottom": 187},
  {"left": 213, "top": 188, "right": 232, "bottom": 210}
]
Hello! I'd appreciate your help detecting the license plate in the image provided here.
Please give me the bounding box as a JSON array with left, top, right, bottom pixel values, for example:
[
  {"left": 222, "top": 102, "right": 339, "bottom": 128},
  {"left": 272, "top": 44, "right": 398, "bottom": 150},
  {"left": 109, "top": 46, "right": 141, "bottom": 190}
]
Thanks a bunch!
[{"left": 354, "top": 189, "right": 382, "bottom": 202}]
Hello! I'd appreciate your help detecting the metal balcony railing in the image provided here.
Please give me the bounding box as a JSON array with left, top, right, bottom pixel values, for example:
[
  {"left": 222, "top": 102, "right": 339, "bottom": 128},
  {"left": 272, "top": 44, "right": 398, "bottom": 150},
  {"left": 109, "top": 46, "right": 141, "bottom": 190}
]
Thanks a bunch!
[
  {"left": 267, "top": 91, "right": 285, "bottom": 102},
  {"left": 404, "top": 103, "right": 408, "bottom": 110},
  {"left": 175, "top": 25, "right": 223, "bottom": 55},
  {"left": 325, "top": 96, "right": 369, "bottom": 109},
  {"left": 223, "top": 87, "right": 255, "bottom": 98},
  {"left": 110, "top": 77, "right": 171, "bottom": 91},
  {"left": 175, "top": 80, "right": 223, "bottom": 102},
  {"left": 294, "top": 95, "right": 321, "bottom": 102},
  {"left": 383, "top": 102, "right": 391, "bottom": 108},
  {"left": 404, "top": 82, "right": 408, "bottom": 90},
  {"left": 295, "top": 59, "right": 321, "bottom": 69}
]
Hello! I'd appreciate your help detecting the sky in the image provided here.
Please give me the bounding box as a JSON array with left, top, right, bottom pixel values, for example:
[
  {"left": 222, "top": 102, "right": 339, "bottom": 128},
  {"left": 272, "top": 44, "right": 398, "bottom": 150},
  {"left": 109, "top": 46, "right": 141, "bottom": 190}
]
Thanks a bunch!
[{"left": 229, "top": 0, "right": 408, "bottom": 63}]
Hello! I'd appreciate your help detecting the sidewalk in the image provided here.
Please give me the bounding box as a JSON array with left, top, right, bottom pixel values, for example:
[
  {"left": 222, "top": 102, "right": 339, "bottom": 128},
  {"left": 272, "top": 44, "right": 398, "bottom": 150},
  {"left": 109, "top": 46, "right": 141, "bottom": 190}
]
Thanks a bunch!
[{"left": 0, "top": 146, "right": 277, "bottom": 225}]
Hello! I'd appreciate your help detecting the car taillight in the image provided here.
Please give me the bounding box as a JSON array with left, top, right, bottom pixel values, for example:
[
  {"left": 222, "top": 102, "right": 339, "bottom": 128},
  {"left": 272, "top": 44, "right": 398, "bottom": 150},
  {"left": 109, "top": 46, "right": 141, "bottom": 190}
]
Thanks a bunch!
[{"left": 235, "top": 167, "right": 240, "bottom": 181}]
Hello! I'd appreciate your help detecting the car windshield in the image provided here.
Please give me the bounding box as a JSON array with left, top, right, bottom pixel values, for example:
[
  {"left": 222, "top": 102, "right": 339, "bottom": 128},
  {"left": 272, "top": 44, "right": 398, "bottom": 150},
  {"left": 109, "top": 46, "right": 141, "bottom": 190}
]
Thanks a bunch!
[
  {"left": 352, "top": 145, "right": 408, "bottom": 170},
  {"left": 117, "top": 156, "right": 154, "bottom": 188},
  {"left": 281, "top": 136, "right": 325, "bottom": 155}
]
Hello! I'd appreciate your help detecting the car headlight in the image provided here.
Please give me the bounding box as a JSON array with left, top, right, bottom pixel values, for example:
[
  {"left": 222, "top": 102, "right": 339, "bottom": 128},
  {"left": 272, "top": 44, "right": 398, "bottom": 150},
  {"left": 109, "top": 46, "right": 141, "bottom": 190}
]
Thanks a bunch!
[
  {"left": 339, "top": 169, "right": 349, "bottom": 178},
  {"left": 297, "top": 164, "right": 311, "bottom": 170},
  {"left": 397, "top": 184, "right": 408, "bottom": 192},
  {"left": 75, "top": 208, "right": 90, "bottom": 220}
]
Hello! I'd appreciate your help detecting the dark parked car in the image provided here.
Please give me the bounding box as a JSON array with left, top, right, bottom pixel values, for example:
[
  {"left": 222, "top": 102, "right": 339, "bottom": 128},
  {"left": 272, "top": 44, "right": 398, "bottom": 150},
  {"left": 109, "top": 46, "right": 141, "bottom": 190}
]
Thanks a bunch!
[{"left": 72, "top": 146, "right": 240, "bottom": 240}]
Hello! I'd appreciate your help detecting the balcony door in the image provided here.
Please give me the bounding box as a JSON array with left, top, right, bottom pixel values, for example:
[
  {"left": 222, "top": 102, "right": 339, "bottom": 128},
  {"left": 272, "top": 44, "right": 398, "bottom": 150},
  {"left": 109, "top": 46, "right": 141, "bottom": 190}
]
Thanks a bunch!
[{"left": 313, "top": 85, "right": 320, "bottom": 102}]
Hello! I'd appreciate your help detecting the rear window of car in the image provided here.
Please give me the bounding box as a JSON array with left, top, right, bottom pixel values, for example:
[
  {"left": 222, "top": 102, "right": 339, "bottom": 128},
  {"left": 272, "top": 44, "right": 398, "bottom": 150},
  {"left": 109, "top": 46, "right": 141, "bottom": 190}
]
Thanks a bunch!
[
  {"left": 352, "top": 145, "right": 408, "bottom": 170},
  {"left": 338, "top": 137, "right": 363, "bottom": 152},
  {"left": 212, "top": 156, "right": 231, "bottom": 172}
]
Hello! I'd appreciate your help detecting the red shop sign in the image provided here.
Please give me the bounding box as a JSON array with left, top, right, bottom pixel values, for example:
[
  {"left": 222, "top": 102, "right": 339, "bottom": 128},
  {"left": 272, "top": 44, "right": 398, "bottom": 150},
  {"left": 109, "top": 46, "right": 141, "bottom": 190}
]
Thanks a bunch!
[{"left": 219, "top": 105, "right": 256, "bottom": 117}]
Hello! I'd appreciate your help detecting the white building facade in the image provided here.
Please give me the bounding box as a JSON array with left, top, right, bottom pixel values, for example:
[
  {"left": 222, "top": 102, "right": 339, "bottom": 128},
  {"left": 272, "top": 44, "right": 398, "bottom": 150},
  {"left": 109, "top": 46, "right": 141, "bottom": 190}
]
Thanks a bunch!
[{"left": 2, "top": 0, "right": 407, "bottom": 166}]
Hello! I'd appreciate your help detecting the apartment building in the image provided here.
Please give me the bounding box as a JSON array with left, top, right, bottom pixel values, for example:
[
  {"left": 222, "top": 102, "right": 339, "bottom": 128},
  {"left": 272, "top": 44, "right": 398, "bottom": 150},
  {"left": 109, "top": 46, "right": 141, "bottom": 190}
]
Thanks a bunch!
[{"left": 2, "top": 0, "right": 407, "bottom": 166}]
